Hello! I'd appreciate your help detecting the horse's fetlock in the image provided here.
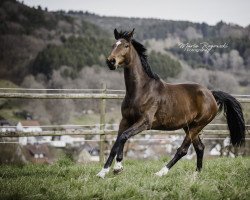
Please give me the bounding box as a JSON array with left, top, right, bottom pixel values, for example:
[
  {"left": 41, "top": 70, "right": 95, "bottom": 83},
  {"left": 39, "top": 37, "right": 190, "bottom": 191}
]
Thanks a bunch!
[{"left": 116, "top": 155, "right": 123, "bottom": 162}]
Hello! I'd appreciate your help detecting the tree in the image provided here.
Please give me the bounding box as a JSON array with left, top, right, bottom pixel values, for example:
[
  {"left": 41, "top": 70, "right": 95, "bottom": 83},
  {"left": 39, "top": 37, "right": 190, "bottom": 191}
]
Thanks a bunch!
[{"left": 148, "top": 51, "right": 182, "bottom": 79}]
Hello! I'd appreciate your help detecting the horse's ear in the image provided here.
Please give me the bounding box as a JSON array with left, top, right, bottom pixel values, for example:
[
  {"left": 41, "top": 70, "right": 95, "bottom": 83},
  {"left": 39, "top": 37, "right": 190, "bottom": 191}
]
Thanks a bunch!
[
  {"left": 114, "top": 28, "right": 119, "bottom": 40},
  {"left": 127, "top": 28, "right": 135, "bottom": 40}
]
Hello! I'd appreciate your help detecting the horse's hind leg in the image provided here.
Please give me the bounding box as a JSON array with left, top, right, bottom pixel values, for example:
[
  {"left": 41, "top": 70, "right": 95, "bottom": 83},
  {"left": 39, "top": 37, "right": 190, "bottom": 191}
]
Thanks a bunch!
[
  {"left": 155, "top": 126, "right": 204, "bottom": 177},
  {"left": 192, "top": 136, "right": 205, "bottom": 171},
  {"left": 155, "top": 134, "right": 191, "bottom": 176}
]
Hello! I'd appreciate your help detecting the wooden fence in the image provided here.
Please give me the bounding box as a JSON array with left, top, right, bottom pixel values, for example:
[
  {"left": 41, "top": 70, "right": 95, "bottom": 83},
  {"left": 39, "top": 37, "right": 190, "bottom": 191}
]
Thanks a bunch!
[{"left": 0, "top": 85, "right": 249, "bottom": 162}]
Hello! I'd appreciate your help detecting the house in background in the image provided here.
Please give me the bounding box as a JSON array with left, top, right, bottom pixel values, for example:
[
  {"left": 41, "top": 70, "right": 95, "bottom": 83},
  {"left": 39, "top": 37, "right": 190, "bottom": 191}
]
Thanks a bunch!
[
  {"left": 17, "top": 120, "right": 51, "bottom": 145},
  {"left": 0, "top": 119, "right": 15, "bottom": 132},
  {"left": 17, "top": 120, "right": 42, "bottom": 132},
  {"left": 25, "top": 144, "right": 53, "bottom": 164},
  {"left": 50, "top": 135, "right": 85, "bottom": 148},
  {"left": 0, "top": 119, "right": 11, "bottom": 126}
]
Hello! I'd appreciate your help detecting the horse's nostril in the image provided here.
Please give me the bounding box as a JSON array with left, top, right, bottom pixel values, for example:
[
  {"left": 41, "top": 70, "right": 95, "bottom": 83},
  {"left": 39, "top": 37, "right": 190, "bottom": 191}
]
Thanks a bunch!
[
  {"left": 110, "top": 58, "right": 116, "bottom": 65},
  {"left": 106, "top": 58, "right": 117, "bottom": 70}
]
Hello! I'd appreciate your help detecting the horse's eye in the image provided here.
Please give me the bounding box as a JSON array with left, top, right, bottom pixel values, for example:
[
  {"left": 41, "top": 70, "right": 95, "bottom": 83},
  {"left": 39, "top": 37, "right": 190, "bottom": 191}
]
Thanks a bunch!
[{"left": 125, "top": 44, "right": 129, "bottom": 48}]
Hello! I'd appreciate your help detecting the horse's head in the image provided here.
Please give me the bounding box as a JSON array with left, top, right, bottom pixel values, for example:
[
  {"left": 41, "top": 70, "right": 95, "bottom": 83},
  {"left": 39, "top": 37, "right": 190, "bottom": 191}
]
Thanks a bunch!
[{"left": 106, "top": 28, "right": 135, "bottom": 70}]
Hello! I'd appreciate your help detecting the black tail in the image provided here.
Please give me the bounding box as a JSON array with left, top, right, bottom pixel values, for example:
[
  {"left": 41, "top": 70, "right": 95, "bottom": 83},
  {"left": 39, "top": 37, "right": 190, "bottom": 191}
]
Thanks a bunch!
[{"left": 212, "top": 91, "right": 245, "bottom": 146}]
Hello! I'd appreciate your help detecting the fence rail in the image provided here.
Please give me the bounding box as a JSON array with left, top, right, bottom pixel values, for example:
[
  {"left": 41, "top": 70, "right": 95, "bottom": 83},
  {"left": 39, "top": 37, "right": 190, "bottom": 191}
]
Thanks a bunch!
[
  {"left": 0, "top": 86, "right": 249, "bottom": 162},
  {"left": 0, "top": 92, "right": 250, "bottom": 102},
  {"left": 0, "top": 92, "right": 125, "bottom": 99},
  {"left": 0, "top": 129, "right": 238, "bottom": 137}
]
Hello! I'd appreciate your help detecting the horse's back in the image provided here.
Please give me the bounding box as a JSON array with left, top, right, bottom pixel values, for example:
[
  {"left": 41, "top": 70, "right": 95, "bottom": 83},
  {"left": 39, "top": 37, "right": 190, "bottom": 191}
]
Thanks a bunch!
[
  {"left": 163, "top": 82, "right": 213, "bottom": 101},
  {"left": 166, "top": 82, "right": 217, "bottom": 112}
]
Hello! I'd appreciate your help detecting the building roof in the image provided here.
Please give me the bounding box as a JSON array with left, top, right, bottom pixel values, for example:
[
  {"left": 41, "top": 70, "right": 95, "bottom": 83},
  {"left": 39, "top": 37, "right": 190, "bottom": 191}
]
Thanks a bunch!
[
  {"left": 0, "top": 119, "right": 11, "bottom": 126},
  {"left": 19, "top": 120, "right": 40, "bottom": 127},
  {"left": 26, "top": 144, "right": 49, "bottom": 155}
]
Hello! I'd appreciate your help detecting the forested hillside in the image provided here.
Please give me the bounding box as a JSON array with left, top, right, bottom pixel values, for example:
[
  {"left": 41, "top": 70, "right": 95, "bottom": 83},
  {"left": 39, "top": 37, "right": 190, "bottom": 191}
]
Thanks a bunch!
[
  {"left": 75, "top": 11, "right": 250, "bottom": 90},
  {"left": 0, "top": 0, "right": 182, "bottom": 84},
  {"left": 70, "top": 12, "right": 250, "bottom": 40},
  {"left": 0, "top": 0, "right": 110, "bottom": 83}
]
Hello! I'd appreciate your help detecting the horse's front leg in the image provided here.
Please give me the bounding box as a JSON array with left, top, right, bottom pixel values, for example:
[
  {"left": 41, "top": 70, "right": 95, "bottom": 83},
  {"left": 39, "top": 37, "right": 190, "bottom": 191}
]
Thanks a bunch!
[
  {"left": 113, "top": 118, "right": 150, "bottom": 174},
  {"left": 96, "top": 118, "right": 149, "bottom": 178},
  {"left": 96, "top": 118, "right": 129, "bottom": 178}
]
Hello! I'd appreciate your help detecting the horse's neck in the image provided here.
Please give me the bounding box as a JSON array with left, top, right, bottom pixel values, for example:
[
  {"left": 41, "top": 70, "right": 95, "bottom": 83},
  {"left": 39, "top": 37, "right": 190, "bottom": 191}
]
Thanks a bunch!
[{"left": 124, "top": 50, "right": 150, "bottom": 97}]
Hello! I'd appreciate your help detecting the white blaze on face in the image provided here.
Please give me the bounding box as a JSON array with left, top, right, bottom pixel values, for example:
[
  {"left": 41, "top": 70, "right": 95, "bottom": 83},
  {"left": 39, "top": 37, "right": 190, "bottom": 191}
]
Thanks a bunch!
[
  {"left": 112, "top": 40, "right": 122, "bottom": 68},
  {"left": 115, "top": 40, "right": 122, "bottom": 49}
]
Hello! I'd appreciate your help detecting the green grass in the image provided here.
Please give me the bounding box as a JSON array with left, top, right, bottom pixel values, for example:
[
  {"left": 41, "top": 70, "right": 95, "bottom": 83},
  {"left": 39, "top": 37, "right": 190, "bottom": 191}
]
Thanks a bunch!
[
  {"left": 0, "top": 108, "right": 24, "bottom": 122},
  {"left": 0, "top": 157, "right": 249, "bottom": 200},
  {"left": 0, "top": 80, "right": 18, "bottom": 88}
]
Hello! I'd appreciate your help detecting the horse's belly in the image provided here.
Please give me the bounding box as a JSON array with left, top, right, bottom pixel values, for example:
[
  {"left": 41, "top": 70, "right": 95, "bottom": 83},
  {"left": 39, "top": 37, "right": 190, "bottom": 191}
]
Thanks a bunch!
[
  {"left": 152, "top": 111, "right": 195, "bottom": 130},
  {"left": 151, "top": 125, "right": 181, "bottom": 131},
  {"left": 151, "top": 121, "right": 185, "bottom": 131}
]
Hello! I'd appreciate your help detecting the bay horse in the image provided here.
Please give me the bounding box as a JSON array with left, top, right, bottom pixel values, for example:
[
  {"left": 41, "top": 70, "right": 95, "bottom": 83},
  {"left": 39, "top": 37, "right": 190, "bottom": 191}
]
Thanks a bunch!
[{"left": 97, "top": 29, "right": 245, "bottom": 178}]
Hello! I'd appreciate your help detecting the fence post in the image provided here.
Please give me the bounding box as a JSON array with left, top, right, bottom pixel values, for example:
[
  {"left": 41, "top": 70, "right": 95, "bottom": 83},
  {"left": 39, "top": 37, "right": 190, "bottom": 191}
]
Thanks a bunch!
[{"left": 99, "top": 83, "right": 106, "bottom": 163}]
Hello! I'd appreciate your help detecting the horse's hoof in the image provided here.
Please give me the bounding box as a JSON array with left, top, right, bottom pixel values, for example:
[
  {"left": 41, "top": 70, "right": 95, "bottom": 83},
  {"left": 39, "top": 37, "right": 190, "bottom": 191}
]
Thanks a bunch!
[
  {"left": 155, "top": 166, "right": 169, "bottom": 177},
  {"left": 96, "top": 168, "right": 110, "bottom": 179},
  {"left": 96, "top": 172, "right": 105, "bottom": 179},
  {"left": 113, "top": 167, "right": 123, "bottom": 174},
  {"left": 155, "top": 172, "right": 162, "bottom": 177},
  {"left": 193, "top": 171, "right": 199, "bottom": 178},
  {"left": 113, "top": 161, "right": 123, "bottom": 174}
]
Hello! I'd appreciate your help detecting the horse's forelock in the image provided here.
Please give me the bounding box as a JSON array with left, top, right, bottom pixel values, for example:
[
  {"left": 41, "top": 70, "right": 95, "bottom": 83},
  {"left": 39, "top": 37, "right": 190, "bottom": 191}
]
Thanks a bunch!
[{"left": 116, "top": 30, "right": 132, "bottom": 41}]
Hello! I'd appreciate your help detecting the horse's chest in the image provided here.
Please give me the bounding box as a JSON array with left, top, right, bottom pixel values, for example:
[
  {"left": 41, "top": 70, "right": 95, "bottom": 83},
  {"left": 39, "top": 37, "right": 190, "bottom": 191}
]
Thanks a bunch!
[
  {"left": 122, "top": 105, "right": 141, "bottom": 120},
  {"left": 122, "top": 100, "right": 143, "bottom": 121}
]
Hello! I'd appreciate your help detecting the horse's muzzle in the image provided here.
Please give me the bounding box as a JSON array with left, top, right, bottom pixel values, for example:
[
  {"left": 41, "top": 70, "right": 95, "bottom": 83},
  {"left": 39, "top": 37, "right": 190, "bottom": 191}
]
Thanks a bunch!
[{"left": 106, "top": 58, "right": 116, "bottom": 70}]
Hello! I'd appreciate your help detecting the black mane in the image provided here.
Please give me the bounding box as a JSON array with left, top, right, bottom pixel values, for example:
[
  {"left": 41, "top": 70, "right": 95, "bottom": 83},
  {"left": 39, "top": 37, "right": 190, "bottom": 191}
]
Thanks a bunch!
[{"left": 116, "top": 30, "right": 159, "bottom": 80}]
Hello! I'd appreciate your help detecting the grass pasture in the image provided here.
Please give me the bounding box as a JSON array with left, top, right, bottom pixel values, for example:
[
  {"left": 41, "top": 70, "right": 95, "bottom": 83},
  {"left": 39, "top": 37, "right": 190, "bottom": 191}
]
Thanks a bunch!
[{"left": 0, "top": 157, "right": 249, "bottom": 200}]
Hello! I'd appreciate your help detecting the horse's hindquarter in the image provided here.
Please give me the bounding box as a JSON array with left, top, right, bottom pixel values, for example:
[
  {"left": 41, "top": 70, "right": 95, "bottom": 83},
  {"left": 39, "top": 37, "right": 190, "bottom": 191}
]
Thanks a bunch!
[{"left": 152, "top": 82, "right": 218, "bottom": 130}]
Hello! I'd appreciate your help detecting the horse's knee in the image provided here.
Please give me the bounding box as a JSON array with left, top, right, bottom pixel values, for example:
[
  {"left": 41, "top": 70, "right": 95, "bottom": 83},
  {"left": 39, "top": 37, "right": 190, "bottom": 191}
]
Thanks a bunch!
[{"left": 119, "top": 134, "right": 129, "bottom": 143}]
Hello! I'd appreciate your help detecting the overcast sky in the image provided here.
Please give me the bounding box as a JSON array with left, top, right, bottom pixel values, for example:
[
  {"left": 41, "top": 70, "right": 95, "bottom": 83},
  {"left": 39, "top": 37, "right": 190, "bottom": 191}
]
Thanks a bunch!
[{"left": 21, "top": 0, "right": 250, "bottom": 27}]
